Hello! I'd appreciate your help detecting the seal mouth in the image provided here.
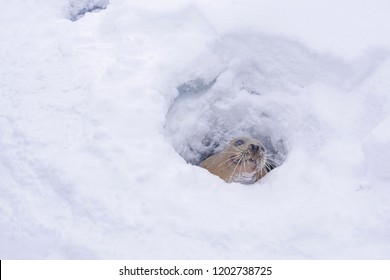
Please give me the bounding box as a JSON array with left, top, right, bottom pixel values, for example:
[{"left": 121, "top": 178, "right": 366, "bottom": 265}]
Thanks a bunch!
[
  {"left": 231, "top": 152, "right": 257, "bottom": 164},
  {"left": 231, "top": 151, "right": 265, "bottom": 172},
  {"left": 249, "top": 157, "right": 266, "bottom": 171},
  {"left": 248, "top": 157, "right": 257, "bottom": 163}
]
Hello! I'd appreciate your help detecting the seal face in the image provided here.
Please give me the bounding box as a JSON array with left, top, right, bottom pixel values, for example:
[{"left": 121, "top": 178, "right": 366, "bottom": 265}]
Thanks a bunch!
[{"left": 200, "top": 136, "right": 268, "bottom": 184}]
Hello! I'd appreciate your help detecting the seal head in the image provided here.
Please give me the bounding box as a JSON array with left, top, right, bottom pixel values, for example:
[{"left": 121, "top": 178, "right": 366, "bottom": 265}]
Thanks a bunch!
[{"left": 200, "top": 136, "right": 268, "bottom": 184}]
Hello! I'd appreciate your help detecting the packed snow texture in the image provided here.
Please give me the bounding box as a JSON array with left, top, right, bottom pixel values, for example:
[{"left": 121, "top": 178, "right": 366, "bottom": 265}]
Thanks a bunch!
[{"left": 1, "top": 0, "right": 390, "bottom": 259}]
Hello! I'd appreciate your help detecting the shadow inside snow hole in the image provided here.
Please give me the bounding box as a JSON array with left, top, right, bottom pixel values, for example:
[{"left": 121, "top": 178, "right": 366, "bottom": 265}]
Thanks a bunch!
[
  {"left": 165, "top": 77, "right": 288, "bottom": 176},
  {"left": 68, "top": 0, "right": 109, "bottom": 21}
]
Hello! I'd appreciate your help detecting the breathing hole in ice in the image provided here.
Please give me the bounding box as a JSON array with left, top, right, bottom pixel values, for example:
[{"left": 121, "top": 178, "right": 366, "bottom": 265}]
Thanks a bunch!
[
  {"left": 163, "top": 34, "right": 328, "bottom": 179},
  {"left": 165, "top": 76, "right": 288, "bottom": 176}
]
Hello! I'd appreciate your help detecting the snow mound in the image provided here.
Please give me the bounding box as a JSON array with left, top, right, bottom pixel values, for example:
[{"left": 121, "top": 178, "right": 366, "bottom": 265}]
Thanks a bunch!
[
  {"left": 165, "top": 34, "right": 338, "bottom": 169},
  {"left": 68, "top": 0, "right": 109, "bottom": 21},
  {"left": 2, "top": 0, "right": 390, "bottom": 259}
]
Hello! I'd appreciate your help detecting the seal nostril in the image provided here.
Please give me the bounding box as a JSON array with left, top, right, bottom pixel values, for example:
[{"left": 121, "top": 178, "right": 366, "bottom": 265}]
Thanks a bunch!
[{"left": 250, "top": 144, "right": 259, "bottom": 152}]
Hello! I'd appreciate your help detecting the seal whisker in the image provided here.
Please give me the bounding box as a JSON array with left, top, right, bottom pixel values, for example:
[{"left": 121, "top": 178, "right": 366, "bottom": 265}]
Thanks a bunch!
[
  {"left": 225, "top": 160, "right": 239, "bottom": 168},
  {"left": 263, "top": 153, "right": 274, "bottom": 160},
  {"left": 217, "top": 154, "right": 241, "bottom": 167},
  {"left": 219, "top": 151, "right": 241, "bottom": 155},
  {"left": 228, "top": 158, "right": 241, "bottom": 183},
  {"left": 225, "top": 154, "right": 244, "bottom": 168},
  {"left": 242, "top": 156, "right": 247, "bottom": 175},
  {"left": 263, "top": 161, "right": 273, "bottom": 172},
  {"left": 239, "top": 158, "right": 245, "bottom": 181},
  {"left": 228, "top": 154, "right": 244, "bottom": 183}
]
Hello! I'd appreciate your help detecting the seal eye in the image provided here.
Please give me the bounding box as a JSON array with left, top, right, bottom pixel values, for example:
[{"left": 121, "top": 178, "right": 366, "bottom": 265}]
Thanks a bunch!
[
  {"left": 234, "top": 139, "right": 244, "bottom": 146},
  {"left": 260, "top": 146, "right": 265, "bottom": 152}
]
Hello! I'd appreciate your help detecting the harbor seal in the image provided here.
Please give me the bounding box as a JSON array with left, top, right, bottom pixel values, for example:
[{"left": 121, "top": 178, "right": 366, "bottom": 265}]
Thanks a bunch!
[{"left": 200, "top": 136, "right": 268, "bottom": 184}]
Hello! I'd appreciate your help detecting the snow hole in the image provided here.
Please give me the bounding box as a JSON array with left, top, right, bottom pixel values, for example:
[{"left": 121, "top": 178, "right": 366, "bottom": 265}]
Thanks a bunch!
[
  {"left": 165, "top": 76, "right": 287, "bottom": 171},
  {"left": 164, "top": 61, "right": 292, "bottom": 172},
  {"left": 164, "top": 34, "right": 337, "bottom": 174}
]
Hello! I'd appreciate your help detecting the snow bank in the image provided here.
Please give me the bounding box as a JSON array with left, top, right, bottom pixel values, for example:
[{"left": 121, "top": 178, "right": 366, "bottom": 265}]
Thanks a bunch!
[{"left": 1, "top": 0, "right": 390, "bottom": 259}]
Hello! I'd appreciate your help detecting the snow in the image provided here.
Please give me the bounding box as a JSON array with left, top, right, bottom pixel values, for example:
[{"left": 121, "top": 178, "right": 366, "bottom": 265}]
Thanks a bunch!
[{"left": 1, "top": 0, "right": 390, "bottom": 259}]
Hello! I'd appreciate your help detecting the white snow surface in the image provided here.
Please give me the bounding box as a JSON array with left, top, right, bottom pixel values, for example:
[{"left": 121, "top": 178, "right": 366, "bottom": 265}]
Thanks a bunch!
[{"left": 1, "top": 0, "right": 390, "bottom": 259}]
